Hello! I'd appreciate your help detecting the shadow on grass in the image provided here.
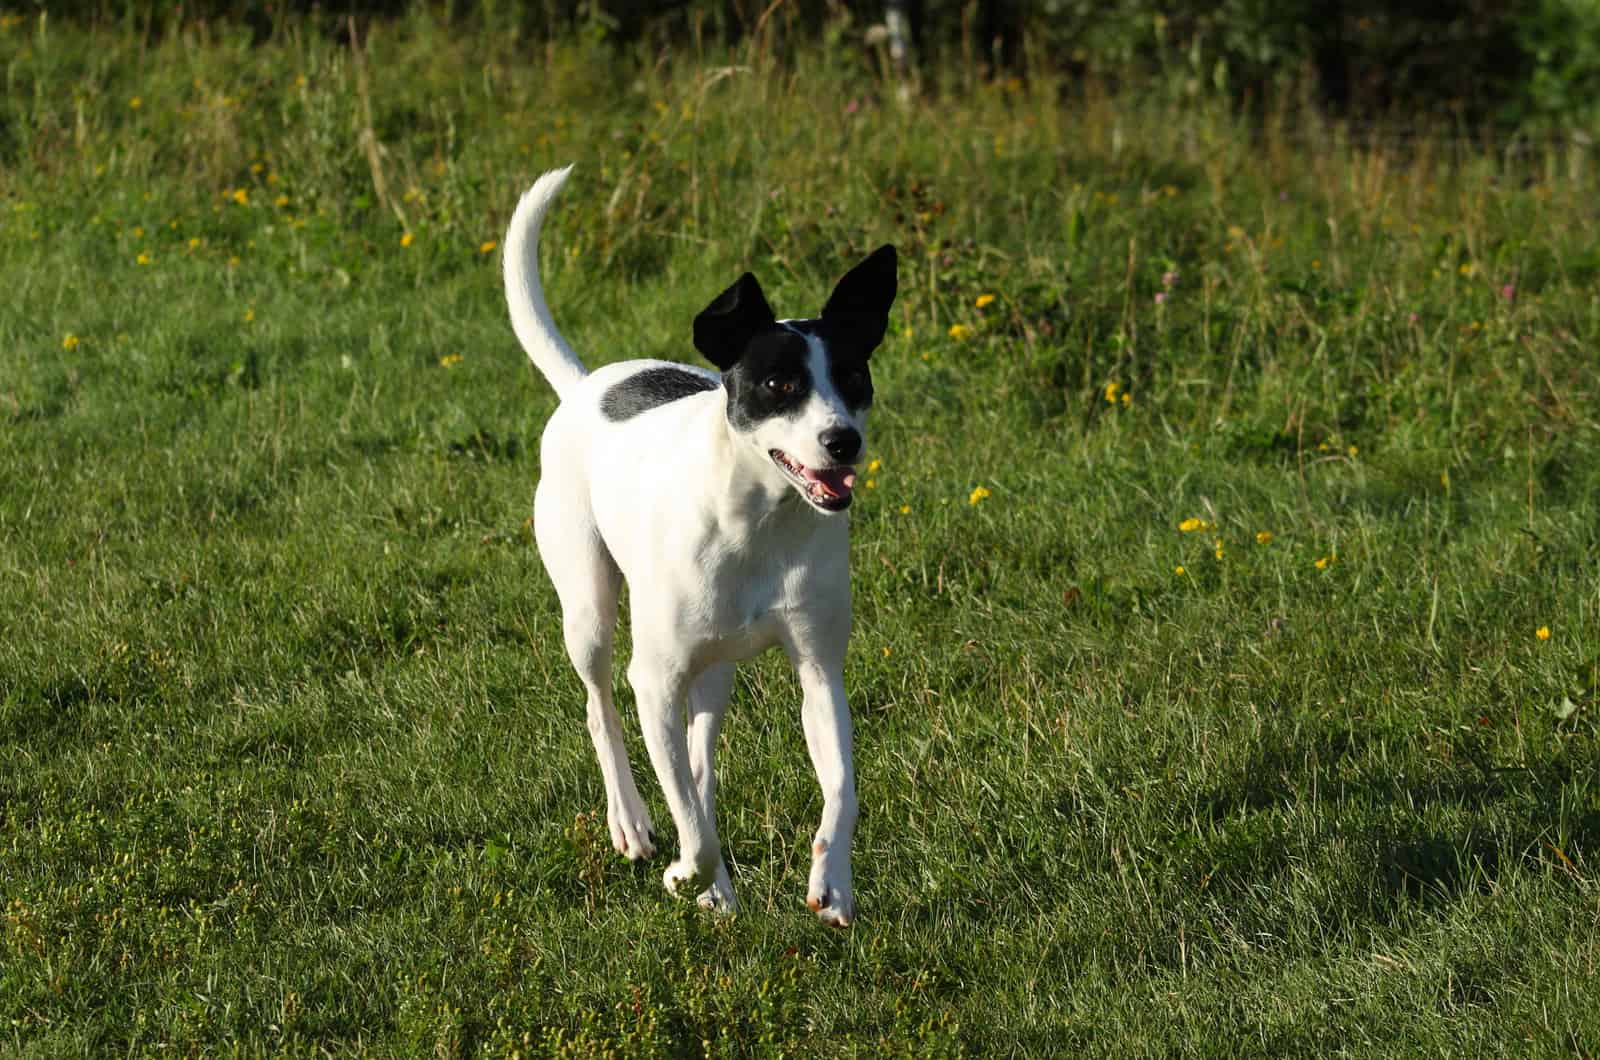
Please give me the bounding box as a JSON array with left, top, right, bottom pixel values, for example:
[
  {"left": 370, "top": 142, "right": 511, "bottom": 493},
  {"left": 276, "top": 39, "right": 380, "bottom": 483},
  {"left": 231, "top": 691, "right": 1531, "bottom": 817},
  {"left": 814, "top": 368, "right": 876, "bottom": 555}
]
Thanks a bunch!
[{"left": 1196, "top": 724, "right": 1599, "bottom": 912}]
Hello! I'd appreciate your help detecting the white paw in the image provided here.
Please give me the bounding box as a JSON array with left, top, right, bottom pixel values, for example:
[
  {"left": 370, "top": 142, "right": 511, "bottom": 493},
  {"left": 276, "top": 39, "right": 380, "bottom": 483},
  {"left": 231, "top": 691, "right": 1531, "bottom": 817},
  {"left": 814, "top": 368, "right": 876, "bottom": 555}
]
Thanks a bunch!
[
  {"left": 807, "top": 857, "right": 855, "bottom": 928},
  {"left": 662, "top": 855, "right": 716, "bottom": 898},
  {"left": 696, "top": 862, "right": 738, "bottom": 914},
  {"left": 607, "top": 796, "right": 655, "bottom": 861}
]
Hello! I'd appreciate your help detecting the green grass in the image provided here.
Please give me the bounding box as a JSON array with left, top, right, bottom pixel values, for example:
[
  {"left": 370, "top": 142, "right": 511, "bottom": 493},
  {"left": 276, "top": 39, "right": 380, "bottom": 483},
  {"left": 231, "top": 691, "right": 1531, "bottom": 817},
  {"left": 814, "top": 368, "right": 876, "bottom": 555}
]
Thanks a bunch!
[{"left": 3, "top": 7, "right": 1599, "bottom": 1055}]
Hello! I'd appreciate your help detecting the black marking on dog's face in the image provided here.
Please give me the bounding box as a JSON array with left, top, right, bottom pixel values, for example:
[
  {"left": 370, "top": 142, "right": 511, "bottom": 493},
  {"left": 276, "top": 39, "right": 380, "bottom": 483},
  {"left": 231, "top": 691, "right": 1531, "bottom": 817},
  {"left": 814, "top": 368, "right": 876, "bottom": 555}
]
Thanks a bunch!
[
  {"left": 697, "top": 245, "right": 895, "bottom": 435},
  {"left": 782, "top": 319, "right": 874, "bottom": 412},
  {"left": 599, "top": 366, "right": 718, "bottom": 422},
  {"left": 720, "top": 329, "right": 812, "bottom": 433}
]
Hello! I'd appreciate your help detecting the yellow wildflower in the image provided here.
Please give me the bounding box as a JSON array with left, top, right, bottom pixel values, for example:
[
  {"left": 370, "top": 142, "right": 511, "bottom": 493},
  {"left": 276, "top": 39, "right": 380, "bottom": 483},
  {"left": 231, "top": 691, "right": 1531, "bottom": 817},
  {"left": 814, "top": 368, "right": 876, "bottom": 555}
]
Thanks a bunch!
[
  {"left": 948, "top": 323, "right": 973, "bottom": 341},
  {"left": 479, "top": 240, "right": 498, "bottom": 255},
  {"left": 867, "top": 459, "right": 882, "bottom": 473},
  {"left": 1174, "top": 565, "right": 1186, "bottom": 576},
  {"left": 1256, "top": 531, "right": 1273, "bottom": 545},
  {"left": 1178, "top": 517, "right": 1208, "bottom": 533},
  {"left": 1537, "top": 626, "right": 1551, "bottom": 641},
  {"left": 899, "top": 505, "right": 911, "bottom": 515},
  {"left": 136, "top": 251, "right": 152, "bottom": 266},
  {"left": 129, "top": 96, "right": 142, "bottom": 109},
  {"left": 968, "top": 485, "right": 991, "bottom": 506},
  {"left": 244, "top": 307, "right": 255, "bottom": 323},
  {"left": 401, "top": 232, "right": 414, "bottom": 248},
  {"left": 1315, "top": 555, "right": 1332, "bottom": 570},
  {"left": 439, "top": 353, "right": 463, "bottom": 368},
  {"left": 231, "top": 188, "right": 248, "bottom": 206},
  {"left": 1104, "top": 381, "right": 1121, "bottom": 404},
  {"left": 62, "top": 333, "right": 81, "bottom": 350},
  {"left": 975, "top": 293, "right": 996, "bottom": 309}
]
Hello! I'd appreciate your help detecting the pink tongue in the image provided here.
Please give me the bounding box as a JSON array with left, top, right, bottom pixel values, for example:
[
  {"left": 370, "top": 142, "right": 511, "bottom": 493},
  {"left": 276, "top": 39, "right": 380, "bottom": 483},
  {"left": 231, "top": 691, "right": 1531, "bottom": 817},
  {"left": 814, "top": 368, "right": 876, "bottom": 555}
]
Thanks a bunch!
[{"left": 806, "top": 466, "right": 857, "bottom": 497}]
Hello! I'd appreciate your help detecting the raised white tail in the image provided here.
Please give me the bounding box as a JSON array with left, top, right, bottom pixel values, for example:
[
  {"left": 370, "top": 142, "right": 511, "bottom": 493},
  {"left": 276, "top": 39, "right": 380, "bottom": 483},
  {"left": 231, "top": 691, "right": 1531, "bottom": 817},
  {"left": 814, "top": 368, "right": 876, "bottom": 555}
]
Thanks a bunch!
[{"left": 503, "top": 165, "right": 587, "bottom": 399}]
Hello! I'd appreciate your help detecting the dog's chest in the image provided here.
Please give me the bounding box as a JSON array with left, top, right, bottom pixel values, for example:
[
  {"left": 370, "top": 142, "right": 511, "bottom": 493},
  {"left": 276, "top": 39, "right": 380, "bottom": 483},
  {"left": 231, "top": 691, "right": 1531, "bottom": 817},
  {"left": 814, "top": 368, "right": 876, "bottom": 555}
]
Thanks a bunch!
[
  {"left": 692, "top": 555, "right": 796, "bottom": 654},
  {"left": 611, "top": 494, "right": 848, "bottom": 667},
  {"left": 659, "top": 538, "right": 833, "bottom": 669}
]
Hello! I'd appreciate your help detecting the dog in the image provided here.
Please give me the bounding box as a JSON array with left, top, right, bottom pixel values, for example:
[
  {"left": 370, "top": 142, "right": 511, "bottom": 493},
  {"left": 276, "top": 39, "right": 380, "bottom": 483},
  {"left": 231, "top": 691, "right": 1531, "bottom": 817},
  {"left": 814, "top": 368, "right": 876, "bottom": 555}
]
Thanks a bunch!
[{"left": 503, "top": 166, "right": 896, "bottom": 926}]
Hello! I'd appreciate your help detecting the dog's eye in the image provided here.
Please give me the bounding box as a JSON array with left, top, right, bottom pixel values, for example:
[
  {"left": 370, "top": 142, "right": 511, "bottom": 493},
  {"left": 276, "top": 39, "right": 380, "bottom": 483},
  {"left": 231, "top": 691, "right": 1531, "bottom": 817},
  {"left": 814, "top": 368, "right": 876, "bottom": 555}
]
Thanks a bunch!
[{"left": 764, "top": 376, "right": 798, "bottom": 396}]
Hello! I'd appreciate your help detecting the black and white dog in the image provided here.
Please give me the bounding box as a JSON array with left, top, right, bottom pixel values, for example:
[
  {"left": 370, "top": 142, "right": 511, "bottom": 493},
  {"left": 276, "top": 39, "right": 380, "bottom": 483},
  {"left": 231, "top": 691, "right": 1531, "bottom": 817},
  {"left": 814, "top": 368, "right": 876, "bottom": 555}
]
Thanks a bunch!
[{"left": 503, "top": 167, "right": 896, "bottom": 925}]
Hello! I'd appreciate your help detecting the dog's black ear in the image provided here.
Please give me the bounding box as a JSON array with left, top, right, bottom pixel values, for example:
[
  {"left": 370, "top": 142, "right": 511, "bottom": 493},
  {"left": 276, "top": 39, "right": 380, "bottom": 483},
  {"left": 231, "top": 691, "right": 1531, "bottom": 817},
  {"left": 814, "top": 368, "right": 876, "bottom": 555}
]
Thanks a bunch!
[
  {"left": 694, "top": 272, "right": 777, "bottom": 371},
  {"left": 821, "top": 244, "right": 897, "bottom": 357}
]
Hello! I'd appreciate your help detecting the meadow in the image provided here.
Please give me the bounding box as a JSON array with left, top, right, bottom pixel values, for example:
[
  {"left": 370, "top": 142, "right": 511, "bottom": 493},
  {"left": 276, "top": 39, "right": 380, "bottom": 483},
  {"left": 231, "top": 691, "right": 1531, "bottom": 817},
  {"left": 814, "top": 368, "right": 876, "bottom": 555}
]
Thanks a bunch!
[{"left": 2, "top": 6, "right": 1598, "bottom": 1054}]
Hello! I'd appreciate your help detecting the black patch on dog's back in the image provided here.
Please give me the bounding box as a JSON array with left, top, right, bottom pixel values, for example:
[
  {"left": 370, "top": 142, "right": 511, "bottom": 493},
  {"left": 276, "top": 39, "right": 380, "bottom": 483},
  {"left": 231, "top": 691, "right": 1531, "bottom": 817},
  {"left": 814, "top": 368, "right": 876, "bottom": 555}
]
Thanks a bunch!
[{"left": 600, "top": 367, "right": 718, "bottom": 422}]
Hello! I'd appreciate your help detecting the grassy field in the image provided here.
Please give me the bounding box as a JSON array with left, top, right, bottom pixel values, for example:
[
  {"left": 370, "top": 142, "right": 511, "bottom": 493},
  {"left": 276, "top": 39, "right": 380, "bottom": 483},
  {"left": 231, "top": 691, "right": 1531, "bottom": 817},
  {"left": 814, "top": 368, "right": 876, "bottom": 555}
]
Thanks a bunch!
[{"left": 3, "top": 6, "right": 1599, "bottom": 1054}]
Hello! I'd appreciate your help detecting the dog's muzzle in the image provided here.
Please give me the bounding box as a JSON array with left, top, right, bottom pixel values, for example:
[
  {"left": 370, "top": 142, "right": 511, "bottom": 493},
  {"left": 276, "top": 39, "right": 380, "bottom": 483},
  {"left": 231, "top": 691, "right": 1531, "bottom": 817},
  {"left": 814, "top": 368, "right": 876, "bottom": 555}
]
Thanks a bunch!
[{"left": 770, "top": 449, "right": 856, "bottom": 512}]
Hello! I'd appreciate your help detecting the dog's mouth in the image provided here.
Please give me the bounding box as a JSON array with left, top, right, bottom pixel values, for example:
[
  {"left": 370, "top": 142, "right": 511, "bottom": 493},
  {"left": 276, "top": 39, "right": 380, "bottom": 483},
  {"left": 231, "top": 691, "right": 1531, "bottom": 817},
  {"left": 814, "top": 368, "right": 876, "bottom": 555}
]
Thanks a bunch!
[{"left": 770, "top": 449, "right": 856, "bottom": 512}]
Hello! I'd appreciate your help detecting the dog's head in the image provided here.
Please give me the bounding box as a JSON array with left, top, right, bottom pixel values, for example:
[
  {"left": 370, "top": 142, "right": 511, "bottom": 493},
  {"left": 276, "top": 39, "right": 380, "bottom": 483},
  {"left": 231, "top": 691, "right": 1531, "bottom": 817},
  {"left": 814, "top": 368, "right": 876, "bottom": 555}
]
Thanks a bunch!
[{"left": 693, "top": 245, "right": 897, "bottom": 514}]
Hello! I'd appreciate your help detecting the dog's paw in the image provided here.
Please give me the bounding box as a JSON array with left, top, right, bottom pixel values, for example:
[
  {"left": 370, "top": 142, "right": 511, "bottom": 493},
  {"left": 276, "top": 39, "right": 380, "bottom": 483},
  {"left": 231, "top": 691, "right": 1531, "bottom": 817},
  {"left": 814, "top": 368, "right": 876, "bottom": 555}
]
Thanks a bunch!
[
  {"left": 806, "top": 889, "right": 855, "bottom": 928},
  {"left": 607, "top": 800, "right": 656, "bottom": 861},
  {"left": 695, "top": 862, "right": 738, "bottom": 914},
  {"left": 662, "top": 856, "right": 716, "bottom": 898},
  {"left": 806, "top": 857, "right": 855, "bottom": 928}
]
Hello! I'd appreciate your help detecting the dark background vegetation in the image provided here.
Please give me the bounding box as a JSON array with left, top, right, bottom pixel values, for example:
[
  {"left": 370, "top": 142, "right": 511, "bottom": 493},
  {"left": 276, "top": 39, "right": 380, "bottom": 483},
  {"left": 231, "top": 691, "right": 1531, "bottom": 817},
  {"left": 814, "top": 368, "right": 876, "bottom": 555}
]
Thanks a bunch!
[{"left": 18, "top": 0, "right": 1600, "bottom": 129}]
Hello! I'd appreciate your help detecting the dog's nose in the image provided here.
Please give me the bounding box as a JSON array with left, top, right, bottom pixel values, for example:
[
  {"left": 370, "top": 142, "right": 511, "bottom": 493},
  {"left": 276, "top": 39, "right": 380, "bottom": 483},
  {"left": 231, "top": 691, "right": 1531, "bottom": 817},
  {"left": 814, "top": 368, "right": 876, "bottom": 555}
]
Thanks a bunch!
[{"left": 820, "top": 426, "right": 863, "bottom": 463}]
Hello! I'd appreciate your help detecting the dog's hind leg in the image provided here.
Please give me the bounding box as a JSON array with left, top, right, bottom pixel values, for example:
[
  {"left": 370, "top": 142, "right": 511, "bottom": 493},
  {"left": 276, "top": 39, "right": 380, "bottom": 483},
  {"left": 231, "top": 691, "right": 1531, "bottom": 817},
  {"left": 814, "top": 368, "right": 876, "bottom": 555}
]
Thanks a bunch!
[
  {"left": 628, "top": 652, "right": 725, "bottom": 904},
  {"left": 535, "top": 494, "right": 656, "bottom": 861},
  {"left": 687, "top": 663, "right": 736, "bottom": 911}
]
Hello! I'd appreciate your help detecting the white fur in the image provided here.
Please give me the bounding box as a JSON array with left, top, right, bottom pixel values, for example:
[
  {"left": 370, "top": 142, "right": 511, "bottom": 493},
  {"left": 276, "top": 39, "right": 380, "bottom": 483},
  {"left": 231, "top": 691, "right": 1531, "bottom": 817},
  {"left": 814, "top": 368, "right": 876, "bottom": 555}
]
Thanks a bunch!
[
  {"left": 504, "top": 166, "right": 588, "bottom": 399},
  {"left": 506, "top": 168, "right": 862, "bottom": 926}
]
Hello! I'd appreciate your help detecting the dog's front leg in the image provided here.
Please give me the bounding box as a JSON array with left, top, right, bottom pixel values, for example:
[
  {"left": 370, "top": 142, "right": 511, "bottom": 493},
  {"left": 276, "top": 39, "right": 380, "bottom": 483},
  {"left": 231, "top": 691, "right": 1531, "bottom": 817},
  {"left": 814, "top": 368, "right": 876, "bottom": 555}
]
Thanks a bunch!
[
  {"left": 795, "top": 661, "right": 858, "bottom": 927},
  {"left": 629, "top": 655, "right": 725, "bottom": 902}
]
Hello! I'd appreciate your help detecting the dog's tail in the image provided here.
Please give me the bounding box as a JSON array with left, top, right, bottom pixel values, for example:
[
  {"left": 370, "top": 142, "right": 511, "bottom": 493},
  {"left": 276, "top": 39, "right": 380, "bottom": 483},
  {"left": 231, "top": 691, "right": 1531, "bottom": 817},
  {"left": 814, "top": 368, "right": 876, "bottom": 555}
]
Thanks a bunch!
[{"left": 503, "top": 165, "right": 587, "bottom": 399}]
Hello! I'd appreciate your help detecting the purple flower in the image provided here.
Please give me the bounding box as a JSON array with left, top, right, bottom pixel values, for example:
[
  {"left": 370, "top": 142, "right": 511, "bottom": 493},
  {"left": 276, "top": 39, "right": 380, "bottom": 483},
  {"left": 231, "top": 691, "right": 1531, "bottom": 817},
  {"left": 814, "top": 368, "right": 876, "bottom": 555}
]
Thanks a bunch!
[
  {"left": 844, "top": 99, "right": 861, "bottom": 115},
  {"left": 1154, "top": 291, "right": 1167, "bottom": 305},
  {"left": 1407, "top": 311, "right": 1419, "bottom": 325},
  {"left": 1500, "top": 283, "right": 1515, "bottom": 301}
]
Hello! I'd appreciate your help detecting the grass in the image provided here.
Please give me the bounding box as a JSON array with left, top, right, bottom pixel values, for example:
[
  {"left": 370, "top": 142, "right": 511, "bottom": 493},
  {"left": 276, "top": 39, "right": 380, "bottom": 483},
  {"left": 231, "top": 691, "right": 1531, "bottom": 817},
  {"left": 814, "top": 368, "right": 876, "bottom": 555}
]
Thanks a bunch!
[{"left": 3, "top": 6, "right": 1599, "bottom": 1054}]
